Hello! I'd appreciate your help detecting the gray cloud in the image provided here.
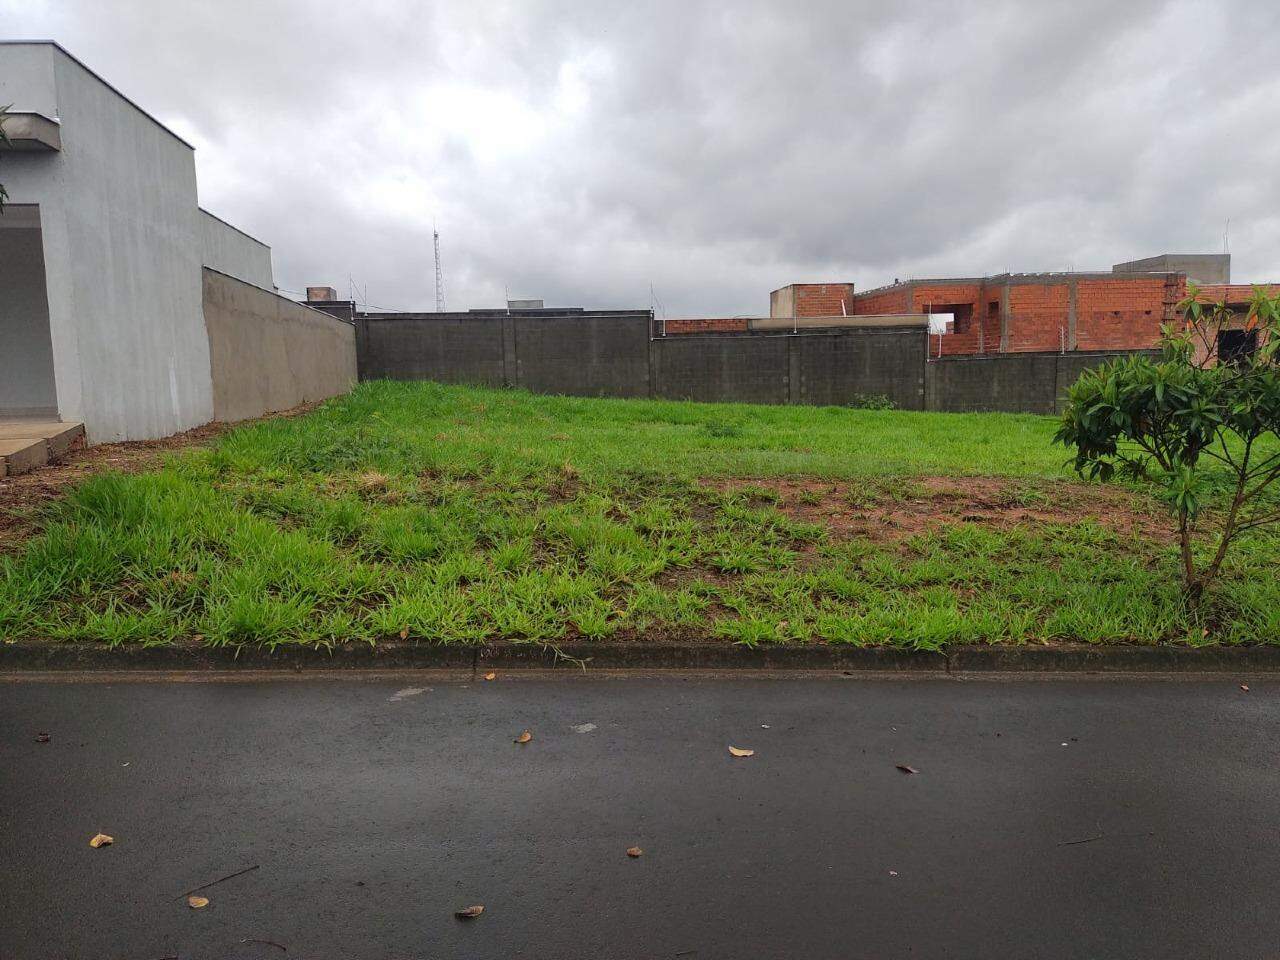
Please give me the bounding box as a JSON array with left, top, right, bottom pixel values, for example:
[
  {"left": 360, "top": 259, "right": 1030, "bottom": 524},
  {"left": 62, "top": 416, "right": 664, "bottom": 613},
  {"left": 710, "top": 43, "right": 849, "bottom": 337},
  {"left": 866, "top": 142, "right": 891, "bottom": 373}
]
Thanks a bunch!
[{"left": 5, "top": 0, "right": 1280, "bottom": 314}]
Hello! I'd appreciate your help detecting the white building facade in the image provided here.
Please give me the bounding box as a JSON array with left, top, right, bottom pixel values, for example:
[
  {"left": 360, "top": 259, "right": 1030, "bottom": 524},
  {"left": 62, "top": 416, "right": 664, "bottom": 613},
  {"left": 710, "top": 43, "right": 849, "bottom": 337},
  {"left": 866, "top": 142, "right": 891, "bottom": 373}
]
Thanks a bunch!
[{"left": 0, "top": 40, "right": 283, "bottom": 442}]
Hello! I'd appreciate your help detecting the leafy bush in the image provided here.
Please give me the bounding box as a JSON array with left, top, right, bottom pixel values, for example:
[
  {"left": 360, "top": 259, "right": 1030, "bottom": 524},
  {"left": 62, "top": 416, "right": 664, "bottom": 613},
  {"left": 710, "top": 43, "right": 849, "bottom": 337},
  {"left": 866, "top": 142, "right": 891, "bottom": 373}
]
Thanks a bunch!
[{"left": 1056, "top": 286, "right": 1280, "bottom": 604}]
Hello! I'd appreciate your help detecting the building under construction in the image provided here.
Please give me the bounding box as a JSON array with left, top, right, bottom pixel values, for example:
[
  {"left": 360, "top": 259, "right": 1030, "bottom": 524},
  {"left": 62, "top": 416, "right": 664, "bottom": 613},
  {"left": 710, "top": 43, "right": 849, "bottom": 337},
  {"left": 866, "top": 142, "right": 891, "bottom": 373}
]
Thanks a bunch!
[{"left": 668, "top": 252, "right": 1277, "bottom": 359}]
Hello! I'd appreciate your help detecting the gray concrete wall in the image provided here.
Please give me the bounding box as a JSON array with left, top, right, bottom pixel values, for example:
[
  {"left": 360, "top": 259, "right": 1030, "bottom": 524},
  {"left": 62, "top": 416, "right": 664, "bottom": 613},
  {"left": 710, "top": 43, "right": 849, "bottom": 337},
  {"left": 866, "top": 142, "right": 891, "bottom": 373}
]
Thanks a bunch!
[
  {"left": 652, "top": 335, "right": 790, "bottom": 403},
  {"left": 1113, "top": 254, "right": 1230, "bottom": 284},
  {"left": 202, "top": 268, "right": 356, "bottom": 423},
  {"left": 354, "top": 314, "right": 1156, "bottom": 415},
  {"left": 354, "top": 316, "right": 506, "bottom": 385},
  {"left": 925, "top": 350, "right": 1158, "bottom": 414},
  {"left": 0, "top": 205, "right": 58, "bottom": 416},
  {"left": 925, "top": 353, "right": 1061, "bottom": 414},
  {"left": 514, "top": 314, "right": 651, "bottom": 398},
  {"left": 793, "top": 328, "right": 927, "bottom": 410},
  {"left": 0, "top": 42, "right": 213, "bottom": 441},
  {"left": 770, "top": 286, "right": 795, "bottom": 319},
  {"left": 199, "top": 209, "right": 273, "bottom": 290},
  {"left": 354, "top": 312, "right": 653, "bottom": 396}
]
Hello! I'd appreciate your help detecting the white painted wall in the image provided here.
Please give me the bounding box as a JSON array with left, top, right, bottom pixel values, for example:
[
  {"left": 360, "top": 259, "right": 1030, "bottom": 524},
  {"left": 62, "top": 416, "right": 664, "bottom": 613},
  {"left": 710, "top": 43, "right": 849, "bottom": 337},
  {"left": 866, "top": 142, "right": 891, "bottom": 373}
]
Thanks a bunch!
[
  {"left": 0, "top": 42, "right": 213, "bottom": 441},
  {"left": 199, "top": 208, "right": 274, "bottom": 290}
]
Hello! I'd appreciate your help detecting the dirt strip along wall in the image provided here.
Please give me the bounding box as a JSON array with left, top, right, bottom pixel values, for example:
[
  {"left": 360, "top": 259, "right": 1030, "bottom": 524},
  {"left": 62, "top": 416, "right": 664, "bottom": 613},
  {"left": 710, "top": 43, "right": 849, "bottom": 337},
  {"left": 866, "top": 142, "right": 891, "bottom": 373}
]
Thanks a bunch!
[{"left": 202, "top": 268, "right": 357, "bottom": 422}]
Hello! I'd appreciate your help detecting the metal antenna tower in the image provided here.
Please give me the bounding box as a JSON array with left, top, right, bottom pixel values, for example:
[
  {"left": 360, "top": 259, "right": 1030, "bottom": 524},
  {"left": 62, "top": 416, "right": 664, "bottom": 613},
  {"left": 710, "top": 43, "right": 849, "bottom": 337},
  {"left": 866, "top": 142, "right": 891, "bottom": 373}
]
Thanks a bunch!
[{"left": 433, "top": 224, "right": 446, "bottom": 313}]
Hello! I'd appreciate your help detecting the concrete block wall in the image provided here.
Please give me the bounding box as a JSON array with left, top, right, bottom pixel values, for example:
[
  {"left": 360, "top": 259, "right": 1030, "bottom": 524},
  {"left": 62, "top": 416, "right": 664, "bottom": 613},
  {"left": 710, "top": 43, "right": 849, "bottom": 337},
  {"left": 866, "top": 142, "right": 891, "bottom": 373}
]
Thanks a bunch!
[
  {"left": 352, "top": 311, "right": 1163, "bottom": 416},
  {"left": 652, "top": 335, "right": 790, "bottom": 403},
  {"left": 925, "top": 350, "right": 1159, "bottom": 414},
  {"left": 355, "top": 314, "right": 928, "bottom": 410},
  {"left": 354, "top": 315, "right": 506, "bottom": 385},
  {"left": 792, "top": 329, "right": 926, "bottom": 409},
  {"left": 202, "top": 269, "right": 357, "bottom": 423},
  {"left": 514, "top": 314, "right": 652, "bottom": 398}
]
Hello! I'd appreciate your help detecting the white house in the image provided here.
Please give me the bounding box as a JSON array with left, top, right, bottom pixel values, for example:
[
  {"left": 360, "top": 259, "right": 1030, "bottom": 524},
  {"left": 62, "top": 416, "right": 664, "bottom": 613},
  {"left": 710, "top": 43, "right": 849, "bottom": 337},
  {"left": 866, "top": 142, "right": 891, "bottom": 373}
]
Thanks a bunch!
[{"left": 0, "top": 40, "right": 354, "bottom": 463}]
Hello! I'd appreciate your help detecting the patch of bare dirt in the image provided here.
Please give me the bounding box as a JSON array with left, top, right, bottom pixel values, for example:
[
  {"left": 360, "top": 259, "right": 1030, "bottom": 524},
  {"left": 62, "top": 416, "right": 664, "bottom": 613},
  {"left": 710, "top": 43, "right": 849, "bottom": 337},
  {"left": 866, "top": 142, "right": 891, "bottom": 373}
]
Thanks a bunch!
[
  {"left": 0, "top": 402, "right": 322, "bottom": 552},
  {"left": 703, "top": 475, "right": 1174, "bottom": 542}
]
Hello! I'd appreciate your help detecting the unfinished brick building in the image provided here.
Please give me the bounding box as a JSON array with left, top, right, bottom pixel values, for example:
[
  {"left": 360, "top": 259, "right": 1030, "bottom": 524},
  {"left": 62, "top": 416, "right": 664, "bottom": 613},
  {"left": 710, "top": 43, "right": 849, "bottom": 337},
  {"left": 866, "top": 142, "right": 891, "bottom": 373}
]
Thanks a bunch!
[
  {"left": 664, "top": 253, "right": 1280, "bottom": 362},
  {"left": 850, "top": 271, "right": 1186, "bottom": 356}
]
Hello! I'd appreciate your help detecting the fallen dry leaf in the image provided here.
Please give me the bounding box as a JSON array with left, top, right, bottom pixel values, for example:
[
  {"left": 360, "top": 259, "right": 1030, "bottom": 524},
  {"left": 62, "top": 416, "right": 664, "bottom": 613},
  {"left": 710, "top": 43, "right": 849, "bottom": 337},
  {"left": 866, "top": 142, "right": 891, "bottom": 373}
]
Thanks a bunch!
[
  {"left": 398, "top": 626, "right": 409, "bottom": 640},
  {"left": 728, "top": 746, "right": 754, "bottom": 758},
  {"left": 896, "top": 764, "right": 918, "bottom": 775},
  {"left": 455, "top": 905, "right": 484, "bottom": 919},
  {"left": 626, "top": 846, "right": 643, "bottom": 858},
  {"left": 187, "top": 895, "right": 209, "bottom": 909},
  {"left": 515, "top": 730, "right": 533, "bottom": 744},
  {"left": 483, "top": 672, "right": 496, "bottom": 681},
  {"left": 34, "top": 732, "right": 51, "bottom": 743},
  {"left": 88, "top": 833, "right": 114, "bottom": 848}
]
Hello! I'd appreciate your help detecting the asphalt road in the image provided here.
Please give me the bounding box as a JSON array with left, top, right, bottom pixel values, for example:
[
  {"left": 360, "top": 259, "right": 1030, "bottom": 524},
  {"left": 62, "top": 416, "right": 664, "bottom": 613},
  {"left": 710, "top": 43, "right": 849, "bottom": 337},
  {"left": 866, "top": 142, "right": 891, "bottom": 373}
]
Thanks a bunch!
[{"left": 1, "top": 674, "right": 1275, "bottom": 960}]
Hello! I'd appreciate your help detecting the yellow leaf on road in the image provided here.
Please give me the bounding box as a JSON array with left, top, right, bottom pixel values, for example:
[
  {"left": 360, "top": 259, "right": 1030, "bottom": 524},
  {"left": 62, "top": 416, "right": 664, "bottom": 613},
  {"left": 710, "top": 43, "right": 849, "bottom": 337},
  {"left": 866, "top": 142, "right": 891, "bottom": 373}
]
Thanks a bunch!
[
  {"left": 483, "top": 672, "right": 496, "bottom": 681},
  {"left": 187, "top": 895, "right": 209, "bottom": 909},
  {"left": 626, "top": 846, "right": 643, "bottom": 858},
  {"left": 455, "top": 905, "right": 484, "bottom": 919},
  {"left": 515, "top": 730, "right": 532, "bottom": 744},
  {"left": 88, "top": 833, "right": 113, "bottom": 848},
  {"left": 728, "top": 746, "right": 754, "bottom": 758}
]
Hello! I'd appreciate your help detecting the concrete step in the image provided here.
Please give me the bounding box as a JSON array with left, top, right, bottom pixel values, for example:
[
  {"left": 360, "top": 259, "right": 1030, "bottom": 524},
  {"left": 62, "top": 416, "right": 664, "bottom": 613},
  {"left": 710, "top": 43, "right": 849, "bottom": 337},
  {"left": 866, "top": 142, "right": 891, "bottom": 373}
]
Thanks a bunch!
[{"left": 0, "top": 421, "right": 85, "bottom": 477}]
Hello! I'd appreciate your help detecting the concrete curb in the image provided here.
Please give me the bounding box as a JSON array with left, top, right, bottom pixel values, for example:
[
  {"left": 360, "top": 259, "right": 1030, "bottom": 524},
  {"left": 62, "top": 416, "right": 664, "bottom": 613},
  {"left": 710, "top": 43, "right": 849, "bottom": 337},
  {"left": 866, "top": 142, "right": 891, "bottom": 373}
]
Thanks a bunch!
[{"left": 0, "top": 641, "right": 1277, "bottom": 673}]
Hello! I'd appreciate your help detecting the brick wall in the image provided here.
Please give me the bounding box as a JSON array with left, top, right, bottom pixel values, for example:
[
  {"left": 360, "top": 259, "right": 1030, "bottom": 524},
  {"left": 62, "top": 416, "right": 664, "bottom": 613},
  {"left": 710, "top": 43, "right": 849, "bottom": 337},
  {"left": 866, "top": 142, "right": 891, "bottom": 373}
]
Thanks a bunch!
[
  {"left": 912, "top": 283, "right": 989, "bottom": 356},
  {"left": 908, "top": 274, "right": 1183, "bottom": 356},
  {"left": 852, "top": 286, "right": 911, "bottom": 316},
  {"left": 1197, "top": 283, "right": 1280, "bottom": 304},
  {"left": 665, "top": 318, "right": 750, "bottom": 334},
  {"left": 1005, "top": 282, "right": 1071, "bottom": 352},
  {"left": 1074, "top": 276, "right": 1175, "bottom": 351},
  {"left": 792, "top": 283, "right": 855, "bottom": 317}
]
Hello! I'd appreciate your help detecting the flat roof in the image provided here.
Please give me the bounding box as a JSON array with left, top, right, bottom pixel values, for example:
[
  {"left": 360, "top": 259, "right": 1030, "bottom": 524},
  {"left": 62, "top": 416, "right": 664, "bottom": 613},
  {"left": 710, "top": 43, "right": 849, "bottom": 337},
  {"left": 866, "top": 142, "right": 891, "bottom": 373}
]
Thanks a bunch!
[
  {"left": 0, "top": 40, "right": 195, "bottom": 150},
  {"left": 855, "top": 271, "right": 1183, "bottom": 297}
]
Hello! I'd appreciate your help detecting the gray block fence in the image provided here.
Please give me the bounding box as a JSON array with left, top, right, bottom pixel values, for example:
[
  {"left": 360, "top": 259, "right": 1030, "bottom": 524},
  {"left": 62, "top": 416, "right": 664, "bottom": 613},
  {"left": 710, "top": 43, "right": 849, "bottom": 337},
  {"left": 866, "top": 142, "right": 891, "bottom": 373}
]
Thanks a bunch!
[{"left": 353, "top": 311, "right": 1146, "bottom": 415}]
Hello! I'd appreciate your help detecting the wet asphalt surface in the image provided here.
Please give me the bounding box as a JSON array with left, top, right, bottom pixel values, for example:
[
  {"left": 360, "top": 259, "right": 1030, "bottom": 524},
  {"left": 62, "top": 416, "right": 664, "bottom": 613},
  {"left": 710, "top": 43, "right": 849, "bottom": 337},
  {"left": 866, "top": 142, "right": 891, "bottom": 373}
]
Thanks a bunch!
[{"left": 1, "top": 675, "right": 1276, "bottom": 959}]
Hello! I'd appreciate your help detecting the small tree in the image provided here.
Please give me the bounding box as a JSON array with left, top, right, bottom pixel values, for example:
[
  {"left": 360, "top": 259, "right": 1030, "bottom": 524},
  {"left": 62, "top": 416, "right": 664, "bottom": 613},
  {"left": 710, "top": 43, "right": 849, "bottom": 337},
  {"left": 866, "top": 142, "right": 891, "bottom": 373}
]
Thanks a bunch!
[{"left": 1056, "top": 286, "right": 1280, "bottom": 605}]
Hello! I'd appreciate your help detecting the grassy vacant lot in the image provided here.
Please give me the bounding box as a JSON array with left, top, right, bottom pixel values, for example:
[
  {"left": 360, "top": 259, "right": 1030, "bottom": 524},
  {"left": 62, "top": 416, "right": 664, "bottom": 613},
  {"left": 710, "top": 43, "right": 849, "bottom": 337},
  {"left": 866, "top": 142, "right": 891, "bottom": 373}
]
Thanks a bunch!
[{"left": 2, "top": 381, "right": 1278, "bottom": 648}]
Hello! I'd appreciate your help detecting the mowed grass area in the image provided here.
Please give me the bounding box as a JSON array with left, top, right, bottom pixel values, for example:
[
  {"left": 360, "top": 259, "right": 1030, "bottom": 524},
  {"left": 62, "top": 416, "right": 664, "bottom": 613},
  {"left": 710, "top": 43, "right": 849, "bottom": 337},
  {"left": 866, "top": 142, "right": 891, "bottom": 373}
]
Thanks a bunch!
[{"left": 2, "top": 380, "right": 1278, "bottom": 648}]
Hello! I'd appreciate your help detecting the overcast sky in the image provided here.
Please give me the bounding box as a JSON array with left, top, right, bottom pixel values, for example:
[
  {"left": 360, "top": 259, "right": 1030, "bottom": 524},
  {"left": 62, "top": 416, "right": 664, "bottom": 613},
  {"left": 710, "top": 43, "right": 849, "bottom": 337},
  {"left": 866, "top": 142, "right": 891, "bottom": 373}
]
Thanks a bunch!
[{"left": 5, "top": 0, "right": 1280, "bottom": 315}]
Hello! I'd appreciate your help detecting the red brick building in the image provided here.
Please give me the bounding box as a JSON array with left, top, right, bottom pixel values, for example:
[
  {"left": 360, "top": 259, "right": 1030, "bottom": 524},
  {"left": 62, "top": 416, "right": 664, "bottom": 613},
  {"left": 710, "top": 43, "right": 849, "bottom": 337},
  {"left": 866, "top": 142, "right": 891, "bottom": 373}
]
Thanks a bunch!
[
  {"left": 851, "top": 272, "right": 1184, "bottom": 356},
  {"left": 664, "top": 254, "right": 1280, "bottom": 358}
]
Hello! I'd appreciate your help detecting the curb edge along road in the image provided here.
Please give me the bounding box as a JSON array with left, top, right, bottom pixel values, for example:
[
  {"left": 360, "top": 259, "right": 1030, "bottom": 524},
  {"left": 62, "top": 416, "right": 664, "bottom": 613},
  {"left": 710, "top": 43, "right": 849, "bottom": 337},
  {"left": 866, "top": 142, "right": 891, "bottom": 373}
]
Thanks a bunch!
[{"left": 1, "top": 641, "right": 1279, "bottom": 674}]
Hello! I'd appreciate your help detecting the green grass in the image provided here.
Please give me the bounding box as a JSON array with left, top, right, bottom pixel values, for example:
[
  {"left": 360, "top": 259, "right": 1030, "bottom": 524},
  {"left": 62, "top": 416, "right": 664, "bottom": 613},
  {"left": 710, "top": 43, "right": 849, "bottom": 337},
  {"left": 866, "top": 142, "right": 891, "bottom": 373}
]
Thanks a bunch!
[{"left": 2, "top": 380, "right": 1278, "bottom": 649}]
